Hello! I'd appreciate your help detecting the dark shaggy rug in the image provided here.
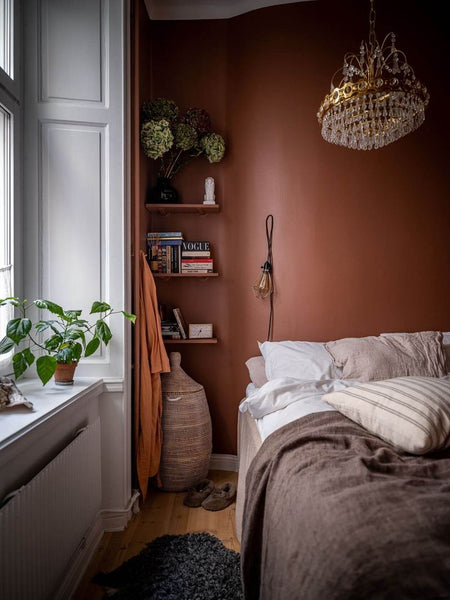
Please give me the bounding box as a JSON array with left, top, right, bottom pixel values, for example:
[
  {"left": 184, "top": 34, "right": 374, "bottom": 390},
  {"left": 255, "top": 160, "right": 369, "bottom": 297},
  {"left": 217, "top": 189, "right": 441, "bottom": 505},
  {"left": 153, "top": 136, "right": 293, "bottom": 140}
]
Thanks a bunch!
[{"left": 93, "top": 532, "right": 243, "bottom": 600}]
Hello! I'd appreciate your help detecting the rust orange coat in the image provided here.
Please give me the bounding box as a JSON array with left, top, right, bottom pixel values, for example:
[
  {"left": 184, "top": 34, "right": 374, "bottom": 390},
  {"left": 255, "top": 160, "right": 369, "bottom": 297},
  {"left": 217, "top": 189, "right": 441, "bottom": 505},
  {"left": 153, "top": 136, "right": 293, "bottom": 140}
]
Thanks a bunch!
[{"left": 135, "top": 250, "right": 170, "bottom": 499}]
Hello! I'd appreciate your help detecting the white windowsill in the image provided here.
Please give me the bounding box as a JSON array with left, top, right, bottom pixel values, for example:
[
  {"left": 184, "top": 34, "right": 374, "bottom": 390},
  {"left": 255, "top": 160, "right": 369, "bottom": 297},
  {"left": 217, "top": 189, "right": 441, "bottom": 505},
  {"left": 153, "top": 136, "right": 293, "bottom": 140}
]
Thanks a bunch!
[{"left": 0, "top": 378, "right": 104, "bottom": 450}]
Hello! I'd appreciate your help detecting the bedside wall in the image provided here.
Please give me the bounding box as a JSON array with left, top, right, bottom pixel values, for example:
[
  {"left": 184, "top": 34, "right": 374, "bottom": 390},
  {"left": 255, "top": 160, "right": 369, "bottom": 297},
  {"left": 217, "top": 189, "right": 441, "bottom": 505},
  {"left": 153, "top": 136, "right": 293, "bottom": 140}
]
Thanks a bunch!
[{"left": 142, "top": 0, "right": 450, "bottom": 454}]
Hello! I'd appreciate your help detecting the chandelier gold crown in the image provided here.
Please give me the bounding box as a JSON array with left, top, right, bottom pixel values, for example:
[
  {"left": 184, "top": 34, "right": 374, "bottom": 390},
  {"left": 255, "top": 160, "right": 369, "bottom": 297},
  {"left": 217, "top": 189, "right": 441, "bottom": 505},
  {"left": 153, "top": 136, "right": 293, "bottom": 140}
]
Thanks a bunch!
[{"left": 317, "top": 0, "right": 430, "bottom": 150}]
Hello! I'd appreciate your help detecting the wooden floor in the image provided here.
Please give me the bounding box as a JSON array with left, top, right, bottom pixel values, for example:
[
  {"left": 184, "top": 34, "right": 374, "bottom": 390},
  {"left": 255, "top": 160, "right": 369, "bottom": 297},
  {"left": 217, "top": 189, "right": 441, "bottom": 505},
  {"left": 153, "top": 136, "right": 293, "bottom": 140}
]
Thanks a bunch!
[{"left": 74, "top": 470, "right": 240, "bottom": 599}]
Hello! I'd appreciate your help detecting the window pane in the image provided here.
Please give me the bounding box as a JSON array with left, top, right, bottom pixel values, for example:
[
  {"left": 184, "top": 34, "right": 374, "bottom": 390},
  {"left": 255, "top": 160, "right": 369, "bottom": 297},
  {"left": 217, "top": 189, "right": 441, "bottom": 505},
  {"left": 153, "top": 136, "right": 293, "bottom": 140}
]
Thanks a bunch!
[
  {"left": 0, "top": 104, "right": 13, "bottom": 349},
  {"left": 0, "top": 0, "right": 13, "bottom": 78}
]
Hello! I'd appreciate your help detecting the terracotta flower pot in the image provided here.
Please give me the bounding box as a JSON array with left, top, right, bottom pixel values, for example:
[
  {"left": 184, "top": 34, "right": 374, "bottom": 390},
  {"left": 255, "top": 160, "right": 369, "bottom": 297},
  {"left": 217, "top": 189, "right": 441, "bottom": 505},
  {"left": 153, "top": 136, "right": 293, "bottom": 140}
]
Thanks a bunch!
[{"left": 54, "top": 362, "right": 78, "bottom": 386}]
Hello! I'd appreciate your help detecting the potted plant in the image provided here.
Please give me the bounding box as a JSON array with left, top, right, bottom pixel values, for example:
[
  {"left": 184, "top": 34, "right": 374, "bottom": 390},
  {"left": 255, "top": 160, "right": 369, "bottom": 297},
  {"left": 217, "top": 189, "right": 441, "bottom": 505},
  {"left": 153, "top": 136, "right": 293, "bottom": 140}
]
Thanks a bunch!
[
  {"left": 140, "top": 98, "right": 226, "bottom": 203},
  {"left": 0, "top": 297, "right": 136, "bottom": 385}
]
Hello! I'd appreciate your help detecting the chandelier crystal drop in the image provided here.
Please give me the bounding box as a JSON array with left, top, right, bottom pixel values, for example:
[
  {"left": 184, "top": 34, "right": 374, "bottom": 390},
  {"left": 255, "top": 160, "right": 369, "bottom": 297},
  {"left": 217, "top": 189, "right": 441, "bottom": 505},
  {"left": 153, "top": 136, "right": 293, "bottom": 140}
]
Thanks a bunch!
[{"left": 317, "top": 0, "right": 429, "bottom": 151}]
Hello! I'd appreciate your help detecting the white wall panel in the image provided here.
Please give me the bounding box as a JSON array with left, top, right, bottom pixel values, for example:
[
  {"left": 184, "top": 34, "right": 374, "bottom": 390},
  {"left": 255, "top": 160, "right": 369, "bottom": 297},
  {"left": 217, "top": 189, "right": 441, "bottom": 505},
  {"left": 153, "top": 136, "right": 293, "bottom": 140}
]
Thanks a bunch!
[
  {"left": 40, "top": 0, "right": 106, "bottom": 104},
  {"left": 41, "top": 122, "right": 104, "bottom": 311}
]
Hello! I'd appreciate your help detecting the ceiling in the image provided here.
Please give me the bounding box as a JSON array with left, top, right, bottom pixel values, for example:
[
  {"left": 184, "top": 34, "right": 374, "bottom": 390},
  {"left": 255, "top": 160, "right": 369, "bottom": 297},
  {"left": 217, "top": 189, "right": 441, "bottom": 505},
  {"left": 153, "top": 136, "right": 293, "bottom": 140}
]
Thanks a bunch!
[{"left": 145, "top": 0, "right": 313, "bottom": 21}]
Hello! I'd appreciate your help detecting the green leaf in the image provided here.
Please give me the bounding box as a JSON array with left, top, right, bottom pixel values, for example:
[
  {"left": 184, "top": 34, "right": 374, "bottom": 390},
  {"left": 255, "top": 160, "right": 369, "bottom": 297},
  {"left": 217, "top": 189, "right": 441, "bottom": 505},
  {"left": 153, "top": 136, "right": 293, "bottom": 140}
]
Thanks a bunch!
[
  {"left": 72, "top": 319, "right": 88, "bottom": 327},
  {"left": 90, "top": 301, "right": 111, "bottom": 314},
  {"left": 44, "top": 334, "right": 63, "bottom": 351},
  {"left": 22, "top": 347, "right": 35, "bottom": 366},
  {"left": 64, "top": 310, "right": 82, "bottom": 320},
  {"left": 35, "top": 299, "right": 64, "bottom": 316},
  {"left": 72, "top": 342, "right": 83, "bottom": 361},
  {"left": 85, "top": 337, "right": 100, "bottom": 357},
  {"left": 56, "top": 346, "right": 74, "bottom": 363},
  {"left": 66, "top": 329, "right": 86, "bottom": 345},
  {"left": 0, "top": 336, "right": 15, "bottom": 354},
  {"left": 35, "top": 320, "right": 51, "bottom": 333},
  {"left": 0, "top": 296, "right": 20, "bottom": 307},
  {"left": 36, "top": 355, "right": 57, "bottom": 385},
  {"left": 95, "top": 320, "right": 112, "bottom": 345},
  {"left": 122, "top": 311, "right": 137, "bottom": 324},
  {"left": 6, "top": 318, "right": 32, "bottom": 343},
  {"left": 13, "top": 351, "right": 30, "bottom": 379}
]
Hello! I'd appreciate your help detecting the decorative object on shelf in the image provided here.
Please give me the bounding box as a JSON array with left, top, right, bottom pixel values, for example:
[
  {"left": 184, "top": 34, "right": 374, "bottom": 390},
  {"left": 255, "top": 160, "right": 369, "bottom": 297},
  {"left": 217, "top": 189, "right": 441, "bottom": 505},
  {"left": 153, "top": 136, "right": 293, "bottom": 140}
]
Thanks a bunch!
[
  {"left": 203, "top": 176, "right": 216, "bottom": 205},
  {"left": 140, "top": 98, "right": 226, "bottom": 203},
  {"left": 317, "top": 0, "right": 429, "bottom": 150},
  {"left": 0, "top": 376, "right": 33, "bottom": 409},
  {"left": 252, "top": 214, "right": 274, "bottom": 341},
  {"left": 159, "top": 352, "right": 212, "bottom": 491},
  {"left": 189, "top": 323, "right": 213, "bottom": 339},
  {"left": 149, "top": 176, "right": 179, "bottom": 204},
  {"left": 0, "top": 297, "right": 136, "bottom": 385}
]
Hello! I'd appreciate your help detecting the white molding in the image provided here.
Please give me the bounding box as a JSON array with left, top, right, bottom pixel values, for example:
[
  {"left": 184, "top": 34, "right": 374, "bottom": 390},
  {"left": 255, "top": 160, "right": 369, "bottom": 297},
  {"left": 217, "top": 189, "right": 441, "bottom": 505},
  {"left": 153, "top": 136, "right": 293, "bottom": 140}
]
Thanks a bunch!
[
  {"left": 145, "top": 0, "right": 313, "bottom": 21},
  {"left": 100, "top": 489, "right": 141, "bottom": 531},
  {"left": 209, "top": 453, "right": 238, "bottom": 472},
  {"left": 102, "top": 378, "right": 125, "bottom": 393}
]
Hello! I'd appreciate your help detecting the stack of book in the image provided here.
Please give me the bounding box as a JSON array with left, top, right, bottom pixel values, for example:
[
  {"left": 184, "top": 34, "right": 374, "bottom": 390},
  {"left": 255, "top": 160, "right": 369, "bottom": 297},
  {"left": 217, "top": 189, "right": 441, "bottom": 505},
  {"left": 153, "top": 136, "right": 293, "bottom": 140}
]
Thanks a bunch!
[
  {"left": 181, "top": 241, "right": 213, "bottom": 274},
  {"left": 161, "top": 320, "right": 181, "bottom": 340},
  {"left": 147, "top": 232, "right": 183, "bottom": 274}
]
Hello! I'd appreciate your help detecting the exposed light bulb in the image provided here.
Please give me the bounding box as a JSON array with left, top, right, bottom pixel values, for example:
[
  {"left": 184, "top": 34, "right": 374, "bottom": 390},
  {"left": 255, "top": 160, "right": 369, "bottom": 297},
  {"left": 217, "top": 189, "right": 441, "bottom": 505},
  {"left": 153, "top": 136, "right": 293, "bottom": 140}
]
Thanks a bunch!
[{"left": 252, "top": 261, "right": 273, "bottom": 299}]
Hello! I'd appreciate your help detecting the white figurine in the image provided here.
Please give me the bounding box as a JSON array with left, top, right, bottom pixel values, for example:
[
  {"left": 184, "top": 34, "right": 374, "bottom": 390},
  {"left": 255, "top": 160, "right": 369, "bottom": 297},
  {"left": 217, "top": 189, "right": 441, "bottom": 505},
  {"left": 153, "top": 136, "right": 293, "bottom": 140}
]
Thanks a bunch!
[{"left": 203, "top": 177, "right": 216, "bottom": 204}]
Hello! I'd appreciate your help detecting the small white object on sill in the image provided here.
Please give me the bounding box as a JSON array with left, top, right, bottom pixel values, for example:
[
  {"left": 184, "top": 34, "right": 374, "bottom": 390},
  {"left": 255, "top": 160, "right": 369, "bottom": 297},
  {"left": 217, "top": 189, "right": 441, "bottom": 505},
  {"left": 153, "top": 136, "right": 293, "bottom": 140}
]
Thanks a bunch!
[{"left": 203, "top": 176, "right": 216, "bottom": 205}]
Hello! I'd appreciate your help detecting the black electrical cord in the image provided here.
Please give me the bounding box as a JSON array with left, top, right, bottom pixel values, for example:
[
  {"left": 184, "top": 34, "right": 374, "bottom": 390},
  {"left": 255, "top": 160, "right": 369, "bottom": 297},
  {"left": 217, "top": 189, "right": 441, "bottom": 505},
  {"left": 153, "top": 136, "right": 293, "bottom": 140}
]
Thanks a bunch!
[{"left": 265, "top": 214, "right": 274, "bottom": 341}]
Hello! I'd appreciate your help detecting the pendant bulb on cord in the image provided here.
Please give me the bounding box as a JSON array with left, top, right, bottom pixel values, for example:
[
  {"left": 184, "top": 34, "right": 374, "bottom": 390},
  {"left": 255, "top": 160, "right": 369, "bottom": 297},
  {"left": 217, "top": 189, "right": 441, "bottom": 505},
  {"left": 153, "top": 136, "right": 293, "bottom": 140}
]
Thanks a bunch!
[{"left": 252, "top": 215, "right": 274, "bottom": 341}]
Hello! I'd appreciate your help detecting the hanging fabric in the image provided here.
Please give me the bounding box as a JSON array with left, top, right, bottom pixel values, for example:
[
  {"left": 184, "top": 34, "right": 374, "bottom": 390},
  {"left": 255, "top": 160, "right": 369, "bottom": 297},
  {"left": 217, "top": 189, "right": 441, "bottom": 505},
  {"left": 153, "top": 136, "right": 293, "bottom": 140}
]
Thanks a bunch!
[{"left": 135, "top": 250, "right": 170, "bottom": 500}]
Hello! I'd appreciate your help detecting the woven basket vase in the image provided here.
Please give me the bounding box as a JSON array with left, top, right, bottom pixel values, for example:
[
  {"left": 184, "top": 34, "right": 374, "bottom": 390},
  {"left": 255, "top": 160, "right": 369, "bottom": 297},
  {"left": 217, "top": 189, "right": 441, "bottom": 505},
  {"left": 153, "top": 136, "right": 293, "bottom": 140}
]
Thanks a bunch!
[{"left": 159, "top": 352, "right": 212, "bottom": 492}]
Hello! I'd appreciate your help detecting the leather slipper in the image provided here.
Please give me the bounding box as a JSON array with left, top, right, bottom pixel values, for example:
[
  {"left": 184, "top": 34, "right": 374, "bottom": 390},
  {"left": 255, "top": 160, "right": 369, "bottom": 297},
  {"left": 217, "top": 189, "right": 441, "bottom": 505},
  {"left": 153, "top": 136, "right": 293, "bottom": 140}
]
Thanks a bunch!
[
  {"left": 183, "top": 479, "right": 215, "bottom": 507},
  {"left": 201, "top": 482, "right": 237, "bottom": 511}
]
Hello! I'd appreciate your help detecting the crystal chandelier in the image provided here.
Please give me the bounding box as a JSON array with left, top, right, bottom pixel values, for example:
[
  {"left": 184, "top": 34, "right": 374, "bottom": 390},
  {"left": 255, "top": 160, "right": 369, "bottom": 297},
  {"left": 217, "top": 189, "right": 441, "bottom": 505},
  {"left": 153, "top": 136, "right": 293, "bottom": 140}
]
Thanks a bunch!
[{"left": 317, "top": 0, "right": 430, "bottom": 150}]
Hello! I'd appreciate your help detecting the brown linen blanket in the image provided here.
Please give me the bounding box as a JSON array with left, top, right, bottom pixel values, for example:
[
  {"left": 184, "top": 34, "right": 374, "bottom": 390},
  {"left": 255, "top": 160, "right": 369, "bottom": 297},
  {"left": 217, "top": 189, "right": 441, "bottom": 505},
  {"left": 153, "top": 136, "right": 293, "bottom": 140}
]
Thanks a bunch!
[{"left": 241, "top": 412, "right": 450, "bottom": 600}]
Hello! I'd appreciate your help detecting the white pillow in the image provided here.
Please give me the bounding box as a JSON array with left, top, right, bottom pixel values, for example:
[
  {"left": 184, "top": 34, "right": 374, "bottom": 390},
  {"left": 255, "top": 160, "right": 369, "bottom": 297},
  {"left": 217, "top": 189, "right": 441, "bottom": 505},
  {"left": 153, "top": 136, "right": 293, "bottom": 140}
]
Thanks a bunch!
[
  {"left": 258, "top": 340, "right": 339, "bottom": 381},
  {"left": 324, "top": 376, "right": 450, "bottom": 454}
]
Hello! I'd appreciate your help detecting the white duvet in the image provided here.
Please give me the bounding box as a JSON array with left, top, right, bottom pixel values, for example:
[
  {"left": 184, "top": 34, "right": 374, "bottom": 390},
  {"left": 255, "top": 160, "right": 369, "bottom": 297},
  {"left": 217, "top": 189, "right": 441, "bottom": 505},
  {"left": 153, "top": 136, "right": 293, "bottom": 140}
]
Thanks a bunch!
[{"left": 240, "top": 378, "right": 359, "bottom": 441}]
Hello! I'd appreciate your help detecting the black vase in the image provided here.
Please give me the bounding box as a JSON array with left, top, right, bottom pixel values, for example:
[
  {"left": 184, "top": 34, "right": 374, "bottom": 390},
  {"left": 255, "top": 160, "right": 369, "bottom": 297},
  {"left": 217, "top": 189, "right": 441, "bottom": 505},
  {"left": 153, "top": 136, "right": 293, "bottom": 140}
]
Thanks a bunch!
[{"left": 149, "top": 177, "right": 179, "bottom": 204}]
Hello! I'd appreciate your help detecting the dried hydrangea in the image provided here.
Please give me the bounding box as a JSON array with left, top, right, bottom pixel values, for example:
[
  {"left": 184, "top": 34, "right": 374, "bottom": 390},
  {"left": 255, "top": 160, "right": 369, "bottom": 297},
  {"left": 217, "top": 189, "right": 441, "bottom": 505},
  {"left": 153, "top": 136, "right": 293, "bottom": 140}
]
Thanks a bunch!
[
  {"left": 201, "top": 133, "right": 226, "bottom": 163},
  {"left": 175, "top": 123, "right": 198, "bottom": 151},
  {"left": 142, "top": 98, "right": 179, "bottom": 124},
  {"left": 140, "top": 119, "right": 174, "bottom": 160},
  {"left": 183, "top": 108, "right": 211, "bottom": 134}
]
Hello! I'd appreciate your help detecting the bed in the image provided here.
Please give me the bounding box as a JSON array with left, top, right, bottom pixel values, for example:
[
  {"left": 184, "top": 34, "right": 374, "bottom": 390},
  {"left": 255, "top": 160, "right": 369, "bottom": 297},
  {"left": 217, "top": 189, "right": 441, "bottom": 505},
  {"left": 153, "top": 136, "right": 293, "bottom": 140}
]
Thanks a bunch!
[{"left": 237, "top": 332, "right": 450, "bottom": 599}]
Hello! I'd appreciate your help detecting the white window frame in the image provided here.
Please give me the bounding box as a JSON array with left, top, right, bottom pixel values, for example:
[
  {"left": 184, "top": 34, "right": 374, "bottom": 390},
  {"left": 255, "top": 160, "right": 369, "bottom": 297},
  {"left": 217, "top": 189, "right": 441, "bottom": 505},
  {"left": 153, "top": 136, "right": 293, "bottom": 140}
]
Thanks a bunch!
[{"left": 0, "top": 0, "right": 22, "bottom": 376}]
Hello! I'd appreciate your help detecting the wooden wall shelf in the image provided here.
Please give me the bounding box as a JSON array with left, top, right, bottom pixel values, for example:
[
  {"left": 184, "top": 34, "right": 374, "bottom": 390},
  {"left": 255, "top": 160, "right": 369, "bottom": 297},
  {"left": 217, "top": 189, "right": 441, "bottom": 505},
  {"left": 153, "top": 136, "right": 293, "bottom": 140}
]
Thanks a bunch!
[
  {"left": 164, "top": 338, "right": 218, "bottom": 344},
  {"left": 153, "top": 273, "right": 218, "bottom": 279},
  {"left": 145, "top": 203, "right": 220, "bottom": 215}
]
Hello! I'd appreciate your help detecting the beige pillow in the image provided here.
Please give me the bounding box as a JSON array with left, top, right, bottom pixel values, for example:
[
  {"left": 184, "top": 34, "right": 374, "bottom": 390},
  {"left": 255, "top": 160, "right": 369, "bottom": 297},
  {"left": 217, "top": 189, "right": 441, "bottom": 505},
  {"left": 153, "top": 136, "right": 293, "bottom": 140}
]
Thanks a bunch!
[
  {"left": 325, "top": 331, "right": 446, "bottom": 382},
  {"left": 443, "top": 332, "right": 450, "bottom": 373},
  {"left": 245, "top": 356, "right": 268, "bottom": 388},
  {"left": 323, "top": 376, "right": 450, "bottom": 454}
]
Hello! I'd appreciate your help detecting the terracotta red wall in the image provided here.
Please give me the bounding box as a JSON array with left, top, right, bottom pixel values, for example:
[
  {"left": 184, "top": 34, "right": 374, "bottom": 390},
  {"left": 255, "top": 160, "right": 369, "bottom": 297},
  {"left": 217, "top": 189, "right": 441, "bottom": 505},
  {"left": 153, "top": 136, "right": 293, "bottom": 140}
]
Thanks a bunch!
[{"left": 144, "top": 0, "right": 450, "bottom": 454}]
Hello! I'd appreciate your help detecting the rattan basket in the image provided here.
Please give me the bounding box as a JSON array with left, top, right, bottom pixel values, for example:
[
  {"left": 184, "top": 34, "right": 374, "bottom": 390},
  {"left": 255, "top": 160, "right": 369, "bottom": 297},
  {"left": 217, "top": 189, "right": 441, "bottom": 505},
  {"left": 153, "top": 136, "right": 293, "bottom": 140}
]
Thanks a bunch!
[{"left": 159, "top": 352, "right": 212, "bottom": 491}]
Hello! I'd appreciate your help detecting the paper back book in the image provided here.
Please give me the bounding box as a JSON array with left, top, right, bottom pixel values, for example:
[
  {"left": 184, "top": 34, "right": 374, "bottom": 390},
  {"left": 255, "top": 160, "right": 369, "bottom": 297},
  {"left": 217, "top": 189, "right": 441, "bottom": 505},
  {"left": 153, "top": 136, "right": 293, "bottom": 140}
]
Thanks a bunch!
[{"left": 173, "top": 307, "right": 188, "bottom": 339}]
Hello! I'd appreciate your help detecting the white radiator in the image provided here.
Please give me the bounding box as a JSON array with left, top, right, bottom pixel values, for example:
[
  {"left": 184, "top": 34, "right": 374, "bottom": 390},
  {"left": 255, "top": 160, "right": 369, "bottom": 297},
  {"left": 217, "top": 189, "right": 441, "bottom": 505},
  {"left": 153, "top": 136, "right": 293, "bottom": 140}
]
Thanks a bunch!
[{"left": 0, "top": 418, "right": 102, "bottom": 600}]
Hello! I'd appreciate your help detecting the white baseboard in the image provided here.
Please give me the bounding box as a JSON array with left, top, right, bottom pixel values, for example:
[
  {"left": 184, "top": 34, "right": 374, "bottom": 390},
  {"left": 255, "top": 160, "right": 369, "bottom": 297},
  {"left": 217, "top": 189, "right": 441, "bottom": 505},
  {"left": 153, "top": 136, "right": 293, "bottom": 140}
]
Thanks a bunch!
[
  {"left": 60, "top": 490, "right": 141, "bottom": 599},
  {"left": 101, "top": 489, "right": 141, "bottom": 531},
  {"left": 209, "top": 453, "right": 238, "bottom": 472}
]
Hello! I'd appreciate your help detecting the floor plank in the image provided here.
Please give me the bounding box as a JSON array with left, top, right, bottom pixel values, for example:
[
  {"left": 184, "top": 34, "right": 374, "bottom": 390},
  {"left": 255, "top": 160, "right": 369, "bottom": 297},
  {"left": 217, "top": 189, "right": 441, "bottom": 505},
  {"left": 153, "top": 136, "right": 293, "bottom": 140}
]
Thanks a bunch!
[{"left": 73, "top": 470, "right": 239, "bottom": 599}]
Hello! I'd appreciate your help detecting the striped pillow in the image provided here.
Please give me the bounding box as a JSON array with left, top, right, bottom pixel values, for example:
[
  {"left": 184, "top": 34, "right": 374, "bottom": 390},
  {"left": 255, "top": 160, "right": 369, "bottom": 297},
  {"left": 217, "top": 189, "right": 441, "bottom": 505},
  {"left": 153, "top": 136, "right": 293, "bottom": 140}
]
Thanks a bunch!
[{"left": 323, "top": 376, "right": 450, "bottom": 455}]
